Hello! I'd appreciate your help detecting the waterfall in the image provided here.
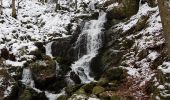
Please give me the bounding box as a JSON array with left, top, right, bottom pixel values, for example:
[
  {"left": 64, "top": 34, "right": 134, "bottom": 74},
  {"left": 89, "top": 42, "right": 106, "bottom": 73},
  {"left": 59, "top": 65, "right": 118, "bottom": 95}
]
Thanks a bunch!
[
  {"left": 21, "top": 68, "right": 35, "bottom": 88},
  {"left": 71, "top": 12, "right": 106, "bottom": 83},
  {"left": 45, "top": 42, "right": 53, "bottom": 58}
]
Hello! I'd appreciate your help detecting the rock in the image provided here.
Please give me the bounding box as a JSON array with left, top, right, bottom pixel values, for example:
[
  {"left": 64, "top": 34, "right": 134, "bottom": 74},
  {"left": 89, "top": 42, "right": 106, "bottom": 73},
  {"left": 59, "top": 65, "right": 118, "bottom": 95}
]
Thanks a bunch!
[
  {"left": 29, "top": 48, "right": 42, "bottom": 59},
  {"left": 74, "top": 88, "right": 86, "bottom": 95},
  {"left": 68, "top": 94, "right": 88, "bottom": 100},
  {"left": 122, "top": 38, "right": 134, "bottom": 49},
  {"left": 34, "top": 42, "right": 46, "bottom": 54},
  {"left": 92, "top": 86, "right": 105, "bottom": 95},
  {"left": 65, "top": 85, "right": 82, "bottom": 95},
  {"left": 70, "top": 71, "right": 81, "bottom": 84},
  {"left": 1, "top": 48, "right": 9, "bottom": 60},
  {"left": 135, "top": 15, "right": 149, "bottom": 32},
  {"left": 101, "top": 67, "right": 124, "bottom": 81},
  {"left": 19, "top": 88, "right": 48, "bottom": 100},
  {"left": 81, "top": 82, "right": 96, "bottom": 94},
  {"left": 99, "top": 91, "right": 111, "bottom": 99},
  {"left": 146, "top": 0, "right": 157, "bottom": 7},
  {"left": 30, "top": 59, "right": 67, "bottom": 92},
  {"left": 97, "top": 78, "right": 109, "bottom": 86},
  {"left": 0, "top": 69, "right": 15, "bottom": 98},
  {"left": 57, "top": 95, "right": 68, "bottom": 100},
  {"left": 51, "top": 37, "right": 71, "bottom": 58},
  {"left": 106, "top": 0, "right": 140, "bottom": 20},
  {"left": 136, "top": 49, "right": 149, "bottom": 61}
]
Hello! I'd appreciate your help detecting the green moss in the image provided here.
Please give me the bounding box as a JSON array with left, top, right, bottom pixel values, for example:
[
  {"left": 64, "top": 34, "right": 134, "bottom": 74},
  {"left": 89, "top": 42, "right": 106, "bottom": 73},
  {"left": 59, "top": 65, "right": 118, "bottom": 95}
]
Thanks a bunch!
[
  {"left": 102, "top": 67, "right": 124, "bottom": 81},
  {"left": 92, "top": 86, "right": 105, "bottom": 95},
  {"left": 74, "top": 88, "right": 86, "bottom": 95},
  {"left": 81, "top": 82, "right": 96, "bottom": 94},
  {"left": 19, "top": 89, "right": 32, "bottom": 100},
  {"left": 57, "top": 95, "right": 68, "bottom": 100}
]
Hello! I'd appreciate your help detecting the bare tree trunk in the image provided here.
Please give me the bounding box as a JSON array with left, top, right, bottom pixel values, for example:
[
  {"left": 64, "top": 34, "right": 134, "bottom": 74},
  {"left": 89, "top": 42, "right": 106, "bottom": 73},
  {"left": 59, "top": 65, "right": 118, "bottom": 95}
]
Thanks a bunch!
[
  {"left": 12, "top": 0, "right": 17, "bottom": 18},
  {"left": 0, "top": 0, "right": 2, "bottom": 15},
  {"left": 158, "top": 0, "right": 170, "bottom": 56},
  {"left": 75, "top": 0, "right": 77, "bottom": 10},
  {"left": 55, "top": 0, "right": 60, "bottom": 12}
]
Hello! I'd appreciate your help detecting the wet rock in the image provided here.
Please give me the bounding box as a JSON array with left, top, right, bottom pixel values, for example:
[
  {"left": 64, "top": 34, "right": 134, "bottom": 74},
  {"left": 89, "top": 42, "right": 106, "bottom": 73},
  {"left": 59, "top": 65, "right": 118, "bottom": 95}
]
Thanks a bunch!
[{"left": 70, "top": 71, "right": 81, "bottom": 84}]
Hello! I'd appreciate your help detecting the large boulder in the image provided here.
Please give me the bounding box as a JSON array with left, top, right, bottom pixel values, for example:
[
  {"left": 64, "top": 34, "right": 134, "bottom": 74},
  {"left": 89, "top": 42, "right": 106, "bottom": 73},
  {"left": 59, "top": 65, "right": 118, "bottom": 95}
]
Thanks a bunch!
[
  {"left": 30, "top": 56, "right": 67, "bottom": 93},
  {"left": 106, "top": 0, "right": 140, "bottom": 20}
]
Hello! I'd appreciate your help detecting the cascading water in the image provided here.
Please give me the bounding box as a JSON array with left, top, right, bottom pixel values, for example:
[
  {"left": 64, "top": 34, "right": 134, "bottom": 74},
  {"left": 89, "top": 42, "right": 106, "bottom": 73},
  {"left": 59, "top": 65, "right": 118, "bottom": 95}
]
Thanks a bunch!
[
  {"left": 21, "top": 68, "right": 35, "bottom": 88},
  {"left": 71, "top": 12, "right": 106, "bottom": 83}
]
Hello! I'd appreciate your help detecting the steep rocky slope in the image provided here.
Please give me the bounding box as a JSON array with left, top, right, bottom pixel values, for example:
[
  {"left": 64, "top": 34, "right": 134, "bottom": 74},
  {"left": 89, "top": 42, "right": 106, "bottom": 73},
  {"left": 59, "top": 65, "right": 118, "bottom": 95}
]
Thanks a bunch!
[{"left": 0, "top": 0, "right": 170, "bottom": 100}]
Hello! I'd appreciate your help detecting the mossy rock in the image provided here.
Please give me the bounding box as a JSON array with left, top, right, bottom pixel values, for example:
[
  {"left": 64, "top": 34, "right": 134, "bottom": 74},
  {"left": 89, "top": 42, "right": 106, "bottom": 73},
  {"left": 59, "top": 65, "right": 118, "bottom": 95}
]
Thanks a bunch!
[
  {"left": 68, "top": 94, "right": 88, "bottom": 100},
  {"left": 92, "top": 86, "right": 105, "bottom": 95},
  {"left": 135, "top": 15, "right": 149, "bottom": 32},
  {"left": 97, "top": 78, "right": 109, "bottom": 86},
  {"left": 57, "top": 95, "right": 68, "bottom": 100},
  {"left": 19, "top": 88, "right": 48, "bottom": 100},
  {"left": 121, "top": 38, "right": 134, "bottom": 49},
  {"left": 65, "top": 85, "right": 82, "bottom": 95},
  {"left": 81, "top": 82, "right": 96, "bottom": 94},
  {"left": 74, "top": 88, "right": 86, "bottom": 95},
  {"left": 101, "top": 67, "right": 124, "bottom": 81},
  {"left": 99, "top": 91, "right": 112, "bottom": 99},
  {"left": 30, "top": 60, "right": 56, "bottom": 79}
]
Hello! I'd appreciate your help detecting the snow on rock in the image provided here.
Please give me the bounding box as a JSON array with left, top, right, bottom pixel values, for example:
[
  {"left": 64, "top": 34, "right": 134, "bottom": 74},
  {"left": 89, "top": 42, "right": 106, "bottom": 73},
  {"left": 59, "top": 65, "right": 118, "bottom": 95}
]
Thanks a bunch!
[
  {"left": 158, "top": 62, "right": 170, "bottom": 74},
  {"left": 5, "top": 60, "right": 26, "bottom": 67}
]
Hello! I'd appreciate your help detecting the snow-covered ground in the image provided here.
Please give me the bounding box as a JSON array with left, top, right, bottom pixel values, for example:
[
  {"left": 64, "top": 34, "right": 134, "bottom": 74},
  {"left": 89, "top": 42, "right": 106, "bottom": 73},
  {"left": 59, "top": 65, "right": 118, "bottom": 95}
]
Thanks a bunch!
[{"left": 0, "top": 0, "right": 74, "bottom": 62}]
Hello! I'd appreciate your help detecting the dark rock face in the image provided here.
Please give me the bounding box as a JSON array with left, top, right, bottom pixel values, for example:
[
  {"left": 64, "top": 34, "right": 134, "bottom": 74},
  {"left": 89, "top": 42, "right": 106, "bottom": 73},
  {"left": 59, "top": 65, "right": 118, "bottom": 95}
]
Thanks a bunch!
[
  {"left": 1, "top": 48, "right": 9, "bottom": 60},
  {"left": 34, "top": 42, "right": 46, "bottom": 54},
  {"left": 51, "top": 37, "right": 72, "bottom": 58},
  {"left": 101, "top": 67, "right": 124, "bottom": 81},
  {"left": 6, "top": 82, "right": 48, "bottom": 100},
  {"left": 106, "top": 0, "right": 140, "bottom": 20},
  {"left": 70, "top": 71, "right": 81, "bottom": 84}
]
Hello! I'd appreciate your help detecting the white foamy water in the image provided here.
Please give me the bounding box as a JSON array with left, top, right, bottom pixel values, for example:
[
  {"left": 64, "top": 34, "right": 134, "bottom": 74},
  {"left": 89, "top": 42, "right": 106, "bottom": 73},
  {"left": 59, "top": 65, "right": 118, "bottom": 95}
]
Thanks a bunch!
[
  {"left": 21, "top": 68, "right": 35, "bottom": 88},
  {"left": 71, "top": 12, "right": 106, "bottom": 83},
  {"left": 45, "top": 42, "right": 53, "bottom": 58}
]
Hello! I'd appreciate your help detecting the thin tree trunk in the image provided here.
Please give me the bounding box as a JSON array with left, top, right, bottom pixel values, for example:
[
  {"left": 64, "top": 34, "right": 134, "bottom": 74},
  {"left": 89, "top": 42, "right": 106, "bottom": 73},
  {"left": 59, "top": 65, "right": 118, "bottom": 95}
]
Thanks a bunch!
[
  {"left": 158, "top": 0, "right": 170, "bottom": 56},
  {"left": 75, "top": 0, "right": 77, "bottom": 10},
  {"left": 12, "top": 0, "right": 17, "bottom": 18},
  {"left": 55, "top": 0, "right": 60, "bottom": 12},
  {"left": 0, "top": 0, "right": 2, "bottom": 15}
]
